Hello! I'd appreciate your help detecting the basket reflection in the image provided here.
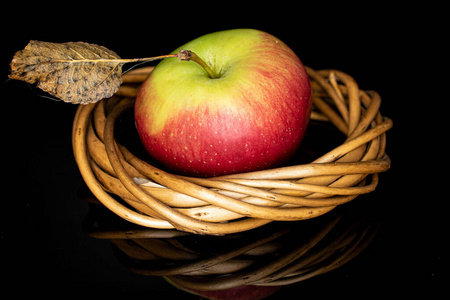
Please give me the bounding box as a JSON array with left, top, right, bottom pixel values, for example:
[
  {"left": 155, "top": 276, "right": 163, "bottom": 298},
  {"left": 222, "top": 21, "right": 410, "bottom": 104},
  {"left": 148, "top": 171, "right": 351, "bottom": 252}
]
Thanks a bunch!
[{"left": 81, "top": 190, "right": 380, "bottom": 295}]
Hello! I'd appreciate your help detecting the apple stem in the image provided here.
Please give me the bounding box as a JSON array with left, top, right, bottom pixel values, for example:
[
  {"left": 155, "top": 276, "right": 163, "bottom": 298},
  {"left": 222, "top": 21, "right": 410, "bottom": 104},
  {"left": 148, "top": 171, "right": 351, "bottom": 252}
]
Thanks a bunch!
[
  {"left": 123, "top": 50, "right": 216, "bottom": 79},
  {"left": 177, "top": 49, "right": 217, "bottom": 79}
]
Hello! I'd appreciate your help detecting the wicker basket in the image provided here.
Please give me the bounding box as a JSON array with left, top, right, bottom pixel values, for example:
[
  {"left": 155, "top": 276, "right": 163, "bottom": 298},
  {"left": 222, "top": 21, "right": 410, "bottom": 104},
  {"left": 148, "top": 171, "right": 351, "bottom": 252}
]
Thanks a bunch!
[{"left": 72, "top": 66, "right": 392, "bottom": 235}]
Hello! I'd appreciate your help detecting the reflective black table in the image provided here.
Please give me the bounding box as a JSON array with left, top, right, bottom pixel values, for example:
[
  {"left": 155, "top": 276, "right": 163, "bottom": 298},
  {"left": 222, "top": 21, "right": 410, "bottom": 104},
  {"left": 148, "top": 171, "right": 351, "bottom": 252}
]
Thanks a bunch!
[{"left": 3, "top": 11, "right": 443, "bottom": 298}]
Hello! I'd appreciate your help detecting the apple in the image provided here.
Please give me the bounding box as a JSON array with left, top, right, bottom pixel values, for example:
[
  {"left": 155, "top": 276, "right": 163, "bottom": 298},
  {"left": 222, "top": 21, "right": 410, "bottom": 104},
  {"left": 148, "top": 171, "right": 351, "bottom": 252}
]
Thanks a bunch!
[{"left": 135, "top": 29, "right": 312, "bottom": 177}]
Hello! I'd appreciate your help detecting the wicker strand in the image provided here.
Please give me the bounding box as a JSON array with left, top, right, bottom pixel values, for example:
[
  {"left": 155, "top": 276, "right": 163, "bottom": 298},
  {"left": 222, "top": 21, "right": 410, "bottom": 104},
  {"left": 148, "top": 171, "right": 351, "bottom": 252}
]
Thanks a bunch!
[{"left": 72, "top": 66, "right": 392, "bottom": 235}]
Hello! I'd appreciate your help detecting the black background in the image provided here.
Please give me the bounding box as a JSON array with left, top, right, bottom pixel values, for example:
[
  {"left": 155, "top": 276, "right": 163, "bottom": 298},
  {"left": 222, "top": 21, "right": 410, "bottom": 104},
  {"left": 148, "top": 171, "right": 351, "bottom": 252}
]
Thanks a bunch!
[{"left": 2, "top": 4, "right": 445, "bottom": 298}]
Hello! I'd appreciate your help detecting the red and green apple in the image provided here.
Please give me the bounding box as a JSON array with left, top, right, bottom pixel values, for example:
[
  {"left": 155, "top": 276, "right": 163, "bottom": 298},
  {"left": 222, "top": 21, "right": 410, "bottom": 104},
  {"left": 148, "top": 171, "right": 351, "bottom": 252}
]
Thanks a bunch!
[{"left": 135, "top": 29, "right": 312, "bottom": 177}]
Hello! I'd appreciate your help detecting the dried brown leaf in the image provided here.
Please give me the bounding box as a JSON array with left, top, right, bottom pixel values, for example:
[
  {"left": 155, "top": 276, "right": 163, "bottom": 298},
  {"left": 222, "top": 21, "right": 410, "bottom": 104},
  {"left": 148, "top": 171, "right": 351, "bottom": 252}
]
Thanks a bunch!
[{"left": 9, "top": 40, "right": 124, "bottom": 104}]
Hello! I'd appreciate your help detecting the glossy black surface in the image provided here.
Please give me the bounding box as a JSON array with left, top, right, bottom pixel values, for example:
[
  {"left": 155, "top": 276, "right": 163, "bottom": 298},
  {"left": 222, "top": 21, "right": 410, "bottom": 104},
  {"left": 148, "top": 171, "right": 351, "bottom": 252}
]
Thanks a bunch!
[{"left": 3, "top": 7, "right": 443, "bottom": 298}]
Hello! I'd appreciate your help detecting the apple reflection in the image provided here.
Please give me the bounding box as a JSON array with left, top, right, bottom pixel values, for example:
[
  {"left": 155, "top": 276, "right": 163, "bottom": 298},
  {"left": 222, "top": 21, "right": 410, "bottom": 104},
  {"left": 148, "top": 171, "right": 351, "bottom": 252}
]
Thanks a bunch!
[{"left": 81, "top": 191, "right": 380, "bottom": 299}]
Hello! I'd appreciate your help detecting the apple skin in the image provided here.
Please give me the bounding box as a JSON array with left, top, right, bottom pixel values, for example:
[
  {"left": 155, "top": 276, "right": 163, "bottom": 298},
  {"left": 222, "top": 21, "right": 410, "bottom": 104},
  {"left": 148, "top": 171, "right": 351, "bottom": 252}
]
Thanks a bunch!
[{"left": 135, "top": 29, "right": 312, "bottom": 177}]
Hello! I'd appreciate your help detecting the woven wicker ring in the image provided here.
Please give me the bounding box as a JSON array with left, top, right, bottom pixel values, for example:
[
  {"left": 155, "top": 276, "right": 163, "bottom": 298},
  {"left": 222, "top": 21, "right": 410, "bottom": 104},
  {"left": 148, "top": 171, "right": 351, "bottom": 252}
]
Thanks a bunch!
[{"left": 72, "top": 66, "right": 392, "bottom": 235}]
